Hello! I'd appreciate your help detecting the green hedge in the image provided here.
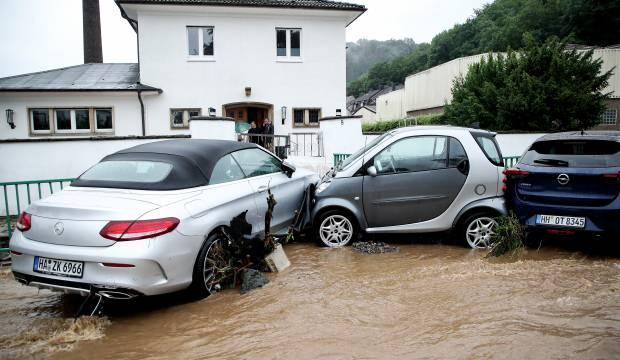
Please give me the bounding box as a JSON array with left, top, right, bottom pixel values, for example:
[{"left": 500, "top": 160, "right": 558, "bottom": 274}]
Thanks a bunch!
[{"left": 362, "top": 114, "right": 443, "bottom": 133}]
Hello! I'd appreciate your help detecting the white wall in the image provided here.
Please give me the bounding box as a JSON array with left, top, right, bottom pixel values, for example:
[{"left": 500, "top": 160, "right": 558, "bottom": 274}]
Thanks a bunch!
[
  {"left": 376, "top": 89, "right": 404, "bottom": 121},
  {"left": 0, "top": 92, "right": 145, "bottom": 140},
  {"left": 404, "top": 53, "right": 490, "bottom": 113},
  {"left": 0, "top": 138, "right": 172, "bottom": 216},
  {"left": 496, "top": 133, "right": 545, "bottom": 157},
  {"left": 134, "top": 5, "right": 351, "bottom": 136},
  {"left": 354, "top": 107, "right": 377, "bottom": 124}
]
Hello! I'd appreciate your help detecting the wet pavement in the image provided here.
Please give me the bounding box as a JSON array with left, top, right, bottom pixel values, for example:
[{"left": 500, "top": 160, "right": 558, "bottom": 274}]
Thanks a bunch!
[{"left": 1, "top": 238, "right": 620, "bottom": 359}]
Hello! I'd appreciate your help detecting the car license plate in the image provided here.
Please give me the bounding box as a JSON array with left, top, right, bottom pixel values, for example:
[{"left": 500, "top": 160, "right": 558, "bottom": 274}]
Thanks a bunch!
[
  {"left": 536, "top": 215, "right": 586, "bottom": 228},
  {"left": 33, "top": 256, "right": 84, "bottom": 278}
]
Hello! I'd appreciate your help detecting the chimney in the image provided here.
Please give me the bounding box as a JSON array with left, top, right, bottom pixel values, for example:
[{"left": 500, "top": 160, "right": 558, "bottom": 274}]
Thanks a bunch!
[{"left": 82, "top": 0, "right": 103, "bottom": 63}]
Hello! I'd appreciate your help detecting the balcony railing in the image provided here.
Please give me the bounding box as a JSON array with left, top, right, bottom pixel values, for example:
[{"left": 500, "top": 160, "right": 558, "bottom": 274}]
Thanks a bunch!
[
  {"left": 289, "top": 132, "right": 323, "bottom": 157},
  {"left": 237, "top": 133, "right": 290, "bottom": 159},
  {"left": 1, "top": 178, "right": 76, "bottom": 244}
]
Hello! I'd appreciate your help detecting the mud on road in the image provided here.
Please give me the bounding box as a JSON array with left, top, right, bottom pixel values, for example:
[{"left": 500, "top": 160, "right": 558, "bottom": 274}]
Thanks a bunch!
[{"left": 1, "top": 239, "right": 620, "bottom": 359}]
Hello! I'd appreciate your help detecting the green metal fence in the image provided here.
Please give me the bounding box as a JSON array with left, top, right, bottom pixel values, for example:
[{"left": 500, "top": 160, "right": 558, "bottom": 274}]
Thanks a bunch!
[
  {"left": 1, "top": 178, "right": 76, "bottom": 244},
  {"left": 334, "top": 153, "right": 522, "bottom": 168}
]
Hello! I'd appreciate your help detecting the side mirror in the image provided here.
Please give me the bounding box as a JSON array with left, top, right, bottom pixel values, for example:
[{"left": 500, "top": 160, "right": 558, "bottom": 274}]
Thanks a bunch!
[
  {"left": 282, "top": 160, "right": 296, "bottom": 178},
  {"left": 367, "top": 165, "right": 377, "bottom": 177}
]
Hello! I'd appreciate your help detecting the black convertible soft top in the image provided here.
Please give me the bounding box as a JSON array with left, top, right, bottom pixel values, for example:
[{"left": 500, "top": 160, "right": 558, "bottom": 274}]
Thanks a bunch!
[{"left": 72, "top": 139, "right": 258, "bottom": 190}]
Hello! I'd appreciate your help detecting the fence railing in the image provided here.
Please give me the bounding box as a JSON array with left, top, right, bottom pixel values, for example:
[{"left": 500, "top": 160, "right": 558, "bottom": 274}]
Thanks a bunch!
[
  {"left": 333, "top": 153, "right": 522, "bottom": 168},
  {"left": 1, "top": 178, "right": 76, "bottom": 241},
  {"left": 289, "top": 132, "right": 323, "bottom": 157},
  {"left": 237, "top": 133, "right": 290, "bottom": 159}
]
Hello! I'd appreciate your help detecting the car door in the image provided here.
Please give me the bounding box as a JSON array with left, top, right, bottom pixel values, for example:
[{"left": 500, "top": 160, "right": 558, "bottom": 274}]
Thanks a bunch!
[
  {"left": 232, "top": 148, "right": 305, "bottom": 235},
  {"left": 363, "top": 136, "right": 468, "bottom": 228}
]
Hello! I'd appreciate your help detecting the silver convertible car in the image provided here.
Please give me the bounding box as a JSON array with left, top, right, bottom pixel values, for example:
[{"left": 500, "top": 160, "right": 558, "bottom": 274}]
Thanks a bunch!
[{"left": 10, "top": 140, "right": 318, "bottom": 299}]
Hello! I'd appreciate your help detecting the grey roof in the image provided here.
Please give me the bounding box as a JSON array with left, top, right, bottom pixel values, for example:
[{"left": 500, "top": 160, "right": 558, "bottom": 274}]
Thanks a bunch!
[
  {"left": 116, "top": 0, "right": 366, "bottom": 11},
  {"left": 0, "top": 63, "right": 161, "bottom": 93}
]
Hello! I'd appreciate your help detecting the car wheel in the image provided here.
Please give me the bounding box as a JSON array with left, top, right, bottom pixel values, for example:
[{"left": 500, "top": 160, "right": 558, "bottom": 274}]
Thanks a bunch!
[
  {"left": 315, "top": 210, "right": 357, "bottom": 247},
  {"left": 190, "top": 232, "right": 231, "bottom": 298},
  {"left": 461, "top": 212, "right": 498, "bottom": 249}
]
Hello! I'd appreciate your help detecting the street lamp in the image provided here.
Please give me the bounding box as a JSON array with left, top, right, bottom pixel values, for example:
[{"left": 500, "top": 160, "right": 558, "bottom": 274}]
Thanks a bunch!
[{"left": 281, "top": 106, "right": 287, "bottom": 125}]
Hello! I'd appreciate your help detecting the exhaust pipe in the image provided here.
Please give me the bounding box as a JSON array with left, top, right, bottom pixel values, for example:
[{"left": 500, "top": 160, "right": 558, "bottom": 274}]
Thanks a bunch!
[{"left": 97, "top": 290, "right": 138, "bottom": 300}]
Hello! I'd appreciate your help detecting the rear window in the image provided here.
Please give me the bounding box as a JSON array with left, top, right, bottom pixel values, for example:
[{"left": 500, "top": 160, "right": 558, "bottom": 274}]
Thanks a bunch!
[
  {"left": 472, "top": 133, "right": 503, "bottom": 166},
  {"left": 79, "top": 161, "right": 173, "bottom": 183},
  {"left": 521, "top": 140, "right": 620, "bottom": 168}
]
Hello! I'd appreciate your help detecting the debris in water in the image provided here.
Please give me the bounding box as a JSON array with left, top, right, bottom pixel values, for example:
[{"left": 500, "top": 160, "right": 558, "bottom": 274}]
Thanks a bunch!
[
  {"left": 240, "top": 269, "right": 270, "bottom": 294},
  {"left": 352, "top": 241, "right": 400, "bottom": 254}
]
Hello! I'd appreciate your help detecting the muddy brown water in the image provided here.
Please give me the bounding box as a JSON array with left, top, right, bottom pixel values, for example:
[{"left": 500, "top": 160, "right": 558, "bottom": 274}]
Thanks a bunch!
[{"left": 2, "top": 240, "right": 620, "bottom": 359}]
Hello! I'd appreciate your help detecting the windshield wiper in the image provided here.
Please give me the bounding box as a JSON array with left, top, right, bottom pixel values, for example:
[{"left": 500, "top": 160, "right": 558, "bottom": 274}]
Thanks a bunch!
[{"left": 533, "top": 158, "right": 569, "bottom": 167}]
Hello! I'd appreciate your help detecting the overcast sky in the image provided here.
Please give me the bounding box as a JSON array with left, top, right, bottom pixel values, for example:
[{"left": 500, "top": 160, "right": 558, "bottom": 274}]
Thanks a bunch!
[{"left": 0, "top": 0, "right": 488, "bottom": 78}]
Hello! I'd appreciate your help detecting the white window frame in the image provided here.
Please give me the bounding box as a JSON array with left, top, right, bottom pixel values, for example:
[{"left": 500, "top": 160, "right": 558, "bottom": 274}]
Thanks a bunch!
[
  {"left": 276, "top": 28, "right": 302, "bottom": 62},
  {"left": 187, "top": 26, "right": 216, "bottom": 61},
  {"left": 170, "top": 108, "right": 202, "bottom": 129},
  {"left": 292, "top": 108, "right": 321, "bottom": 128},
  {"left": 53, "top": 109, "right": 91, "bottom": 134},
  {"left": 28, "top": 107, "right": 114, "bottom": 136},
  {"left": 94, "top": 108, "right": 114, "bottom": 133},
  {"left": 600, "top": 109, "right": 618, "bottom": 125},
  {"left": 29, "top": 108, "right": 52, "bottom": 134}
]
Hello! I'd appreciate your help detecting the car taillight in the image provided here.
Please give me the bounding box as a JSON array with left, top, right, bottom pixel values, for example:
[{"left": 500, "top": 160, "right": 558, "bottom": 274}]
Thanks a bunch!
[
  {"left": 16, "top": 212, "right": 31, "bottom": 232},
  {"left": 503, "top": 168, "right": 530, "bottom": 178},
  {"left": 99, "top": 217, "right": 179, "bottom": 241},
  {"left": 603, "top": 172, "right": 620, "bottom": 184}
]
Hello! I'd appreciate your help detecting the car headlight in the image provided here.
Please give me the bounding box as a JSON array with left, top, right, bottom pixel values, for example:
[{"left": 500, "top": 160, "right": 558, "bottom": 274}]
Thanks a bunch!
[{"left": 316, "top": 181, "right": 331, "bottom": 194}]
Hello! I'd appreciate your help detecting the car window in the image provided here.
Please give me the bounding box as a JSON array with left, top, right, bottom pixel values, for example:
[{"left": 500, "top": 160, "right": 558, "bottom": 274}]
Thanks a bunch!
[
  {"left": 232, "top": 148, "right": 282, "bottom": 177},
  {"left": 448, "top": 137, "right": 468, "bottom": 167},
  {"left": 373, "top": 136, "right": 448, "bottom": 175},
  {"left": 520, "top": 140, "right": 620, "bottom": 168},
  {"left": 337, "top": 131, "right": 394, "bottom": 171},
  {"left": 79, "top": 161, "right": 173, "bottom": 183},
  {"left": 209, "top": 154, "right": 246, "bottom": 185},
  {"left": 472, "top": 133, "right": 503, "bottom": 166}
]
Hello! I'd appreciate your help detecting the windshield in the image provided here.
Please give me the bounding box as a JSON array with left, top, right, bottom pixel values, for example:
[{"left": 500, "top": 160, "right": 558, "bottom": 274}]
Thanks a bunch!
[
  {"left": 79, "top": 160, "right": 173, "bottom": 183},
  {"left": 336, "top": 132, "right": 394, "bottom": 171},
  {"left": 520, "top": 140, "right": 620, "bottom": 168}
]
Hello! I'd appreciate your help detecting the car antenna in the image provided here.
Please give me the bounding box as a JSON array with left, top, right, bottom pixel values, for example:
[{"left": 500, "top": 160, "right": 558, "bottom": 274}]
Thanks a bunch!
[{"left": 580, "top": 129, "right": 586, "bottom": 135}]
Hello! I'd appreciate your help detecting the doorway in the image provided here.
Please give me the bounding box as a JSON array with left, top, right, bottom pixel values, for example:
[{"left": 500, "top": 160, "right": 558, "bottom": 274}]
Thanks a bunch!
[{"left": 223, "top": 102, "right": 273, "bottom": 133}]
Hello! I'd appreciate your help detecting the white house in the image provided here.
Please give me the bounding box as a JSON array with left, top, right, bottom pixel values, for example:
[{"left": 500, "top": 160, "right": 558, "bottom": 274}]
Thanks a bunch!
[{"left": 0, "top": 0, "right": 366, "bottom": 183}]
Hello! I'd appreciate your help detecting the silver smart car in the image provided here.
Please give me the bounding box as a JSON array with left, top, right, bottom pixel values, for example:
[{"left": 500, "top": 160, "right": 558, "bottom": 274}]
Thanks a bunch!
[
  {"left": 10, "top": 140, "right": 318, "bottom": 299},
  {"left": 312, "top": 126, "right": 507, "bottom": 248}
]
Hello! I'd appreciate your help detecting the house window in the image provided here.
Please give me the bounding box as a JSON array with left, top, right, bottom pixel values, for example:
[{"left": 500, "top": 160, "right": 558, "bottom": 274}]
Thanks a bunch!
[
  {"left": 600, "top": 109, "right": 617, "bottom": 125},
  {"left": 95, "top": 108, "right": 113, "bottom": 132},
  {"left": 276, "top": 28, "right": 302, "bottom": 59},
  {"left": 170, "top": 108, "right": 202, "bottom": 129},
  {"left": 31, "top": 109, "right": 51, "bottom": 133},
  {"left": 292, "top": 108, "right": 321, "bottom": 127},
  {"left": 28, "top": 107, "right": 114, "bottom": 136},
  {"left": 187, "top": 26, "right": 214, "bottom": 58}
]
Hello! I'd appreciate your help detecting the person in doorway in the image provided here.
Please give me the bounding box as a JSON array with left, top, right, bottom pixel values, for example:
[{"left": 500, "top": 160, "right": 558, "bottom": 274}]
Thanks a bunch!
[
  {"left": 248, "top": 121, "right": 260, "bottom": 144},
  {"left": 262, "top": 118, "right": 274, "bottom": 151}
]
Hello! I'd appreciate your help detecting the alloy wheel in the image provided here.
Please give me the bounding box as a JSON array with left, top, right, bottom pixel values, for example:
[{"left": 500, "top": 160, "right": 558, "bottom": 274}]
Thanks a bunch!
[
  {"left": 202, "top": 238, "right": 230, "bottom": 293},
  {"left": 466, "top": 217, "right": 497, "bottom": 249},
  {"left": 319, "top": 214, "right": 354, "bottom": 247}
]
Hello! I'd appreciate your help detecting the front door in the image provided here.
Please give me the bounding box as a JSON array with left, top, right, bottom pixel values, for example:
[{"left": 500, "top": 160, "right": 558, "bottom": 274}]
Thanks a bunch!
[{"left": 363, "top": 136, "right": 468, "bottom": 228}]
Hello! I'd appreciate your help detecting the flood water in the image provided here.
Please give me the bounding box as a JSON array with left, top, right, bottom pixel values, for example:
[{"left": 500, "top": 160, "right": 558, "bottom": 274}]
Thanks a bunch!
[{"left": 2, "top": 239, "right": 620, "bottom": 359}]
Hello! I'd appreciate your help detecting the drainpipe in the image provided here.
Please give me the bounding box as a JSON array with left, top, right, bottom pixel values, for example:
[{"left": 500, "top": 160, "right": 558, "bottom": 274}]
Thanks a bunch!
[{"left": 137, "top": 88, "right": 146, "bottom": 136}]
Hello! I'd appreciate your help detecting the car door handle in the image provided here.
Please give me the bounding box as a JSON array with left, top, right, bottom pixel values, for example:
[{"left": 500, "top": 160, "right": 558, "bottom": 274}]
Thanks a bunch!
[{"left": 257, "top": 185, "right": 268, "bottom": 192}]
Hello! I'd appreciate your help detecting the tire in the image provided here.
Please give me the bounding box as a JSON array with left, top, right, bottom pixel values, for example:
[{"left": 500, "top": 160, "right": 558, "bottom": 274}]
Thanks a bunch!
[
  {"left": 459, "top": 212, "right": 498, "bottom": 249},
  {"left": 315, "top": 210, "right": 357, "bottom": 247},
  {"left": 189, "top": 232, "right": 230, "bottom": 299}
]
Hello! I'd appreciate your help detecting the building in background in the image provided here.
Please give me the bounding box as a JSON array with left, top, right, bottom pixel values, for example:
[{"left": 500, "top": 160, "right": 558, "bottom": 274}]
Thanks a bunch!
[{"left": 375, "top": 47, "right": 620, "bottom": 129}]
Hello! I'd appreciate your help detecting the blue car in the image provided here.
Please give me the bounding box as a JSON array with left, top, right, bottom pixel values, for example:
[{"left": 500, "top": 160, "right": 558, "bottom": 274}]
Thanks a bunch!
[{"left": 505, "top": 131, "right": 620, "bottom": 237}]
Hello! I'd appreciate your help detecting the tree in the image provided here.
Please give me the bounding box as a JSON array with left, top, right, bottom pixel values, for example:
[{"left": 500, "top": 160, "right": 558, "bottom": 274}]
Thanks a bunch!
[{"left": 442, "top": 36, "right": 613, "bottom": 131}]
